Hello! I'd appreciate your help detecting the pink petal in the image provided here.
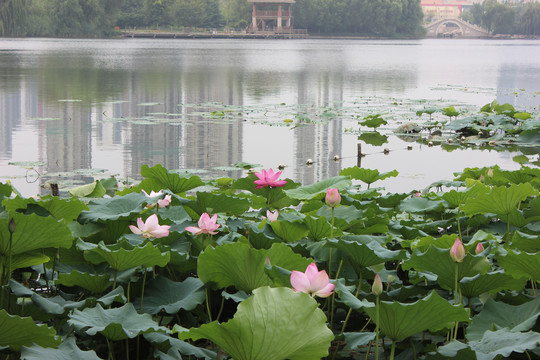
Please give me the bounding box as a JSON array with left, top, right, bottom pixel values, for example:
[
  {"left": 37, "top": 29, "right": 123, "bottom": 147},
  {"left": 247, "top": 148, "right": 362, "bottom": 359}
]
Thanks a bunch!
[
  {"left": 314, "top": 283, "right": 335, "bottom": 298},
  {"left": 136, "top": 217, "right": 145, "bottom": 231},
  {"left": 151, "top": 226, "right": 170, "bottom": 238},
  {"left": 309, "top": 269, "right": 330, "bottom": 292},
  {"left": 271, "top": 180, "right": 287, "bottom": 188},
  {"left": 290, "top": 270, "right": 311, "bottom": 294},
  {"left": 304, "top": 263, "right": 320, "bottom": 279},
  {"left": 145, "top": 214, "right": 160, "bottom": 231},
  {"left": 129, "top": 225, "right": 142, "bottom": 235},
  {"left": 185, "top": 226, "right": 202, "bottom": 235},
  {"left": 198, "top": 213, "right": 211, "bottom": 227}
]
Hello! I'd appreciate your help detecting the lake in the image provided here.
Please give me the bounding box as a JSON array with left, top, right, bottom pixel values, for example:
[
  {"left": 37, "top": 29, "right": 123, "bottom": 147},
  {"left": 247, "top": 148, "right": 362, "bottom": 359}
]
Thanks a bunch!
[{"left": 1, "top": 38, "right": 539, "bottom": 196}]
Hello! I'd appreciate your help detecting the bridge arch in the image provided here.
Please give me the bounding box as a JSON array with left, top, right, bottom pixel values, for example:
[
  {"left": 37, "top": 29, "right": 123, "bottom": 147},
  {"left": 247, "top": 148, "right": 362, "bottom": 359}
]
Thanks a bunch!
[{"left": 424, "top": 18, "right": 489, "bottom": 38}]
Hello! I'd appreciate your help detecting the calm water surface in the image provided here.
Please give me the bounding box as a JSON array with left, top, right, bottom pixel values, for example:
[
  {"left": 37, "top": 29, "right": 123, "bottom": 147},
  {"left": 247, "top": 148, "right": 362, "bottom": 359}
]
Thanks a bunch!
[{"left": 1, "top": 38, "right": 539, "bottom": 196}]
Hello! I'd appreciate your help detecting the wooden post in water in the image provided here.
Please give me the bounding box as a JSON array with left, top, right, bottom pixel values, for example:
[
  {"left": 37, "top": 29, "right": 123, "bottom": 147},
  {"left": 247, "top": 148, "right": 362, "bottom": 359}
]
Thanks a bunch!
[
  {"left": 50, "top": 183, "right": 59, "bottom": 197},
  {"left": 357, "top": 143, "right": 362, "bottom": 167}
]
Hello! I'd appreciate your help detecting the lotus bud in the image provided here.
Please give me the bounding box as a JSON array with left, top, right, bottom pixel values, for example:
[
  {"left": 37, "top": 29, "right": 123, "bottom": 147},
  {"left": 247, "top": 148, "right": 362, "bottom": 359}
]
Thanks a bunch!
[
  {"left": 487, "top": 168, "right": 493, "bottom": 178},
  {"left": 265, "top": 256, "right": 271, "bottom": 266},
  {"left": 450, "top": 238, "right": 465, "bottom": 263},
  {"left": 325, "top": 188, "right": 341, "bottom": 208},
  {"left": 8, "top": 218, "right": 15, "bottom": 234},
  {"left": 387, "top": 274, "right": 396, "bottom": 284},
  {"left": 372, "top": 273, "right": 383, "bottom": 296},
  {"left": 475, "top": 242, "right": 485, "bottom": 255},
  {"left": 479, "top": 174, "right": 485, "bottom": 183}
]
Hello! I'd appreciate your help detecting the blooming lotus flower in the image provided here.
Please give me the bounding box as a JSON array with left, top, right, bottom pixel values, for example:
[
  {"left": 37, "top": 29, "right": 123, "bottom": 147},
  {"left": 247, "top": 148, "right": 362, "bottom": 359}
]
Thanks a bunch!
[
  {"left": 450, "top": 237, "right": 465, "bottom": 263},
  {"left": 372, "top": 273, "right": 383, "bottom": 296},
  {"left": 142, "top": 189, "right": 164, "bottom": 198},
  {"left": 475, "top": 242, "right": 485, "bottom": 255},
  {"left": 157, "top": 194, "right": 172, "bottom": 208},
  {"left": 290, "top": 263, "right": 335, "bottom": 298},
  {"left": 185, "top": 213, "right": 220, "bottom": 235},
  {"left": 129, "top": 214, "right": 170, "bottom": 239},
  {"left": 264, "top": 210, "right": 279, "bottom": 222},
  {"left": 253, "top": 168, "right": 287, "bottom": 189},
  {"left": 325, "top": 188, "right": 341, "bottom": 207}
]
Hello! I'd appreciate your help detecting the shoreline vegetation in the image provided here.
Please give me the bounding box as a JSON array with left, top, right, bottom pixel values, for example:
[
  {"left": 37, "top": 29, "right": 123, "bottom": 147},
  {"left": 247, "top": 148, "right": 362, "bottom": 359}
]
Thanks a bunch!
[{"left": 1, "top": 0, "right": 538, "bottom": 39}]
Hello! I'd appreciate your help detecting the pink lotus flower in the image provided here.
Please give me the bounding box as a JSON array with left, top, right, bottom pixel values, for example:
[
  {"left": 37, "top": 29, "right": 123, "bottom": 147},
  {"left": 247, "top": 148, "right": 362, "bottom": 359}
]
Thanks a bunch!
[
  {"left": 372, "top": 273, "right": 383, "bottom": 296},
  {"left": 129, "top": 214, "right": 170, "bottom": 239},
  {"left": 253, "top": 169, "right": 287, "bottom": 189},
  {"left": 290, "top": 263, "right": 335, "bottom": 298},
  {"left": 475, "top": 242, "right": 485, "bottom": 255},
  {"left": 157, "top": 194, "right": 172, "bottom": 208},
  {"left": 325, "top": 188, "right": 341, "bottom": 207},
  {"left": 142, "top": 189, "right": 164, "bottom": 198},
  {"left": 450, "top": 237, "right": 465, "bottom": 263},
  {"left": 185, "top": 213, "right": 220, "bottom": 235},
  {"left": 264, "top": 210, "right": 279, "bottom": 222}
]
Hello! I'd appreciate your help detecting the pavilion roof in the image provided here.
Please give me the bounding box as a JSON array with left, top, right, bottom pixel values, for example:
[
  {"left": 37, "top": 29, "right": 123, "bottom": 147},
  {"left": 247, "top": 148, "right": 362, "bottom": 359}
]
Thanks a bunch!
[{"left": 247, "top": 0, "right": 295, "bottom": 3}]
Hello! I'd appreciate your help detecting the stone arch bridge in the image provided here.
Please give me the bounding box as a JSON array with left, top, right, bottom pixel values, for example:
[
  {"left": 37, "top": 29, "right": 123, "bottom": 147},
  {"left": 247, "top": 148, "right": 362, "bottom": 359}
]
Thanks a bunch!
[{"left": 424, "top": 18, "right": 489, "bottom": 38}]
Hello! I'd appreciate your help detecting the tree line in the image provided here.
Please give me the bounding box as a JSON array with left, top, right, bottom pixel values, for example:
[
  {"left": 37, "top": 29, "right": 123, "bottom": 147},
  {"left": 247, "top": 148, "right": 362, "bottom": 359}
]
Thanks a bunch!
[
  {"left": 1, "top": 0, "right": 425, "bottom": 37},
  {"left": 462, "top": 0, "right": 540, "bottom": 36}
]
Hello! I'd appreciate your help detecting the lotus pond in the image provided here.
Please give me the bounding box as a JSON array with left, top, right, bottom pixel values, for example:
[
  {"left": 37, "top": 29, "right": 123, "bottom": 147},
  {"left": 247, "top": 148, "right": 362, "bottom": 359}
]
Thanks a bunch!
[{"left": 1, "top": 97, "right": 540, "bottom": 360}]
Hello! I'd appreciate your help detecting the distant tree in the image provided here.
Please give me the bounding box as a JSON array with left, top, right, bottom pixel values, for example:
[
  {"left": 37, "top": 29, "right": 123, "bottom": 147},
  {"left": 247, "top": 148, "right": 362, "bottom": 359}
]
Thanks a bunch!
[
  {"left": 117, "top": 0, "right": 145, "bottom": 27},
  {"left": 0, "top": 0, "right": 26, "bottom": 35},
  {"left": 520, "top": 2, "right": 540, "bottom": 36},
  {"left": 205, "top": 0, "right": 224, "bottom": 28},
  {"left": 220, "top": 0, "right": 251, "bottom": 29},
  {"left": 174, "top": 0, "right": 208, "bottom": 27},
  {"left": 144, "top": 0, "right": 175, "bottom": 27}
]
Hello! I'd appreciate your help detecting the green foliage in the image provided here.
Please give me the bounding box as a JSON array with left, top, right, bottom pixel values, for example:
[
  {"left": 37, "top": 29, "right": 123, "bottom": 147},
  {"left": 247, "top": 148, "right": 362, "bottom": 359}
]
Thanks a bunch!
[
  {"left": 1, "top": 161, "right": 540, "bottom": 359},
  {"left": 178, "top": 286, "right": 334, "bottom": 360}
]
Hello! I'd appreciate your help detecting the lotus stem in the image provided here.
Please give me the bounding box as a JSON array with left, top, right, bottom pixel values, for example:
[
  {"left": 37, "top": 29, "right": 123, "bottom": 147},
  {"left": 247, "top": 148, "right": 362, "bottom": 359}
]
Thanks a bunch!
[
  {"left": 106, "top": 338, "right": 115, "bottom": 360},
  {"left": 457, "top": 207, "right": 463, "bottom": 240},
  {"left": 206, "top": 288, "right": 213, "bottom": 322},
  {"left": 375, "top": 295, "right": 380, "bottom": 360},
  {"left": 389, "top": 341, "right": 396, "bottom": 360},
  {"left": 364, "top": 341, "right": 372, "bottom": 360},
  {"left": 454, "top": 262, "right": 459, "bottom": 340},
  {"left": 139, "top": 268, "right": 147, "bottom": 313},
  {"left": 216, "top": 295, "right": 225, "bottom": 322},
  {"left": 340, "top": 274, "right": 362, "bottom": 335}
]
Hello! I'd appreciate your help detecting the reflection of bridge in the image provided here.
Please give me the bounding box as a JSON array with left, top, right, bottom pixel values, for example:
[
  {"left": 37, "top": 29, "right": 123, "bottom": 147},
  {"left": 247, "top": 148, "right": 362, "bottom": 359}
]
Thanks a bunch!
[{"left": 424, "top": 18, "right": 489, "bottom": 38}]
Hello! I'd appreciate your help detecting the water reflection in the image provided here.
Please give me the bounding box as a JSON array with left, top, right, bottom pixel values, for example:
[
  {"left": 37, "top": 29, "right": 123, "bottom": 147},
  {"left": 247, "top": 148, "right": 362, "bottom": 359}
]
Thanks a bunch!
[{"left": 0, "top": 39, "right": 538, "bottom": 196}]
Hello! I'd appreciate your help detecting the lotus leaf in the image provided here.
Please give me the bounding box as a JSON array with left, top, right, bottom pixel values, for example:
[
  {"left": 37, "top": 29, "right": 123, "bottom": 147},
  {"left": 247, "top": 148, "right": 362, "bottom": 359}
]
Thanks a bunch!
[
  {"left": 178, "top": 286, "right": 334, "bottom": 360},
  {"left": 138, "top": 164, "right": 204, "bottom": 194},
  {"left": 134, "top": 276, "right": 204, "bottom": 314},
  {"left": 362, "top": 291, "right": 470, "bottom": 341},
  {"left": 68, "top": 303, "right": 167, "bottom": 341},
  {"left": 284, "top": 176, "right": 351, "bottom": 200},
  {"left": 0, "top": 309, "right": 61, "bottom": 351},
  {"left": 459, "top": 271, "right": 527, "bottom": 298},
  {"left": 497, "top": 249, "right": 540, "bottom": 282},
  {"left": 20, "top": 336, "right": 100, "bottom": 360},
  {"left": 144, "top": 332, "right": 216, "bottom": 359}
]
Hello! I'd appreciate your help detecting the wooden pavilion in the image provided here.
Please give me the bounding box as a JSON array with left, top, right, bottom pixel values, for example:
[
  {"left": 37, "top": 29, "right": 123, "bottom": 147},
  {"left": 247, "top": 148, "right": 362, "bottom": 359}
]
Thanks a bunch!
[{"left": 247, "top": 0, "right": 296, "bottom": 34}]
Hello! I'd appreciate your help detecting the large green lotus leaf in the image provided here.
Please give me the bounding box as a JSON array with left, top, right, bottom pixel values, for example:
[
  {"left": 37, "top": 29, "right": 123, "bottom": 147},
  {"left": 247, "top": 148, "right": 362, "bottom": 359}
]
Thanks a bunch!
[
  {"left": 497, "top": 249, "right": 540, "bottom": 282},
  {"left": 247, "top": 223, "right": 281, "bottom": 250},
  {"left": 138, "top": 164, "right": 205, "bottom": 194},
  {"left": 198, "top": 242, "right": 270, "bottom": 292},
  {"left": 68, "top": 303, "right": 167, "bottom": 341},
  {"left": 83, "top": 242, "right": 170, "bottom": 271},
  {"left": 3, "top": 196, "right": 88, "bottom": 223},
  {"left": 459, "top": 271, "right": 527, "bottom": 298},
  {"left": 20, "top": 336, "right": 100, "bottom": 360},
  {"left": 269, "top": 219, "right": 309, "bottom": 243},
  {"left": 326, "top": 238, "right": 404, "bottom": 273},
  {"left": 263, "top": 243, "right": 314, "bottom": 287},
  {"left": 343, "top": 332, "right": 376, "bottom": 350},
  {"left": 375, "top": 193, "right": 409, "bottom": 208},
  {"left": 359, "top": 114, "right": 387, "bottom": 128},
  {"left": 68, "top": 180, "right": 107, "bottom": 198},
  {"left": 362, "top": 292, "right": 470, "bottom": 341},
  {"left": 283, "top": 176, "right": 351, "bottom": 200},
  {"left": 436, "top": 329, "right": 540, "bottom": 360},
  {"left": 339, "top": 167, "right": 398, "bottom": 186},
  {"left": 188, "top": 191, "right": 251, "bottom": 215},
  {"left": 0, "top": 309, "right": 61, "bottom": 351},
  {"left": 10, "top": 251, "right": 50, "bottom": 270},
  {"left": 78, "top": 192, "right": 147, "bottom": 223},
  {"left": 56, "top": 270, "right": 112, "bottom": 293},
  {"left": 398, "top": 197, "right": 446, "bottom": 214},
  {"left": 317, "top": 205, "right": 365, "bottom": 226},
  {"left": 466, "top": 298, "right": 540, "bottom": 342},
  {"left": 462, "top": 183, "right": 539, "bottom": 217},
  {"left": 304, "top": 215, "right": 336, "bottom": 241},
  {"left": 197, "top": 242, "right": 311, "bottom": 293},
  {"left": 441, "top": 183, "right": 489, "bottom": 208},
  {"left": 510, "top": 231, "right": 540, "bottom": 253},
  {"left": 402, "top": 246, "right": 491, "bottom": 290},
  {"left": 358, "top": 131, "right": 388, "bottom": 146},
  {"left": 178, "top": 286, "right": 334, "bottom": 360},
  {"left": 144, "top": 332, "right": 216, "bottom": 359},
  {"left": 0, "top": 213, "right": 73, "bottom": 256},
  {"left": 135, "top": 276, "right": 205, "bottom": 314}
]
